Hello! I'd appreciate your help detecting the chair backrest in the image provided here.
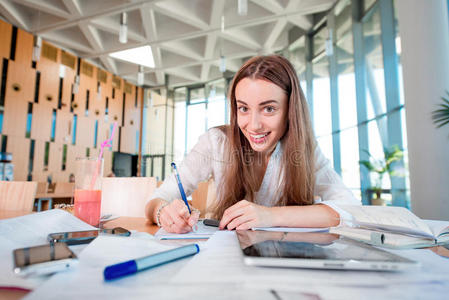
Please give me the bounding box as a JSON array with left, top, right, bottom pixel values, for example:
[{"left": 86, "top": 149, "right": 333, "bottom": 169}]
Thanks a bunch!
[
  {"left": 191, "top": 178, "right": 217, "bottom": 218},
  {"left": 191, "top": 181, "right": 209, "bottom": 218},
  {"left": 35, "top": 182, "right": 48, "bottom": 197},
  {"left": 101, "top": 177, "right": 157, "bottom": 218},
  {"left": 0, "top": 181, "right": 38, "bottom": 212},
  {"left": 53, "top": 182, "right": 75, "bottom": 197}
]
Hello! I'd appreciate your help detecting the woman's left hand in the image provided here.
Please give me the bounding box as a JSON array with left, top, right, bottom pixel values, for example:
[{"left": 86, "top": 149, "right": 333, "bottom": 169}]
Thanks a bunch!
[{"left": 219, "top": 200, "right": 273, "bottom": 230}]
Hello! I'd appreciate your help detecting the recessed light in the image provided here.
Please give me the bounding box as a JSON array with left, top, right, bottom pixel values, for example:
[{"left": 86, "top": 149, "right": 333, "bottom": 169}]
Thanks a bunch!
[{"left": 109, "top": 46, "right": 155, "bottom": 68}]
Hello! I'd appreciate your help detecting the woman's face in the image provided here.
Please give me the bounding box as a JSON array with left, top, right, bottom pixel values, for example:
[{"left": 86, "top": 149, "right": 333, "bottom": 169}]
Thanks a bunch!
[{"left": 235, "top": 77, "right": 288, "bottom": 155}]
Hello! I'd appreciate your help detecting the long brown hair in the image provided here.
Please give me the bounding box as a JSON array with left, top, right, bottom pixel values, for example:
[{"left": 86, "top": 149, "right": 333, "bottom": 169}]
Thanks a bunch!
[{"left": 212, "top": 55, "right": 315, "bottom": 219}]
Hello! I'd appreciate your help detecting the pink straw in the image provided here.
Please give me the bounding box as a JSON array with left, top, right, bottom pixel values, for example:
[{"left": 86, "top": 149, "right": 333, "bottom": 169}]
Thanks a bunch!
[{"left": 90, "top": 122, "right": 117, "bottom": 189}]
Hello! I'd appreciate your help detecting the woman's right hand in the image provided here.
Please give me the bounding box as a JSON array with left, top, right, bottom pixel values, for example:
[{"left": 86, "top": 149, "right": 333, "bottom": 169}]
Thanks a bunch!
[{"left": 158, "top": 199, "right": 200, "bottom": 233}]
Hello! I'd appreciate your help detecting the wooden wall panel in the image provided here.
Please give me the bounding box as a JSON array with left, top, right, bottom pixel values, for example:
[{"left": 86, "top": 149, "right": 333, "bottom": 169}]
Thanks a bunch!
[
  {"left": 72, "top": 78, "right": 86, "bottom": 116},
  {"left": 103, "top": 149, "right": 113, "bottom": 176},
  {"left": 54, "top": 110, "right": 72, "bottom": 144},
  {"left": 120, "top": 125, "right": 137, "bottom": 154},
  {"left": 37, "top": 53, "right": 60, "bottom": 109},
  {"left": 76, "top": 115, "right": 95, "bottom": 148},
  {"left": 61, "top": 65, "right": 76, "bottom": 113},
  {"left": 90, "top": 87, "right": 105, "bottom": 120},
  {"left": 3, "top": 60, "right": 34, "bottom": 137},
  {"left": 6, "top": 136, "right": 30, "bottom": 181},
  {"left": 31, "top": 140, "right": 46, "bottom": 182},
  {"left": 48, "top": 142, "right": 63, "bottom": 178},
  {"left": 0, "top": 20, "right": 12, "bottom": 59},
  {"left": 109, "top": 90, "right": 123, "bottom": 126},
  {"left": 66, "top": 144, "right": 85, "bottom": 175},
  {"left": 124, "top": 88, "right": 135, "bottom": 128},
  {"left": 0, "top": 20, "right": 142, "bottom": 183},
  {"left": 30, "top": 103, "right": 53, "bottom": 141},
  {"left": 15, "top": 29, "right": 33, "bottom": 66}
]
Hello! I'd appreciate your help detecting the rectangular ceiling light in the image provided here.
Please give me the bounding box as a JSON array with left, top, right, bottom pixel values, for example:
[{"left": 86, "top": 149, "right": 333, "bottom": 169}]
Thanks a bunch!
[{"left": 109, "top": 46, "right": 155, "bottom": 68}]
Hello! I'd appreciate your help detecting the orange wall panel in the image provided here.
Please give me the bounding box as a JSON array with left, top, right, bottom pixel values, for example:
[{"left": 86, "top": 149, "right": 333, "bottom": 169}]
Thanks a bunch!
[
  {"left": 31, "top": 140, "right": 45, "bottom": 180},
  {"left": 0, "top": 20, "right": 141, "bottom": 182},
  {"left": 15, "top": 29, "right": 33, "bottom": 67},
  {"left": 54, "top": 110, "right": 72, "bottom": 144},
  {"left": 76, "top": 115, "right": 95, "bottom": 148},
  {"left": 6, "top": 136, "right": 30, "bottom": 181},
  {"left": 120, "top": 125, "right": 137, "bottom": 155},
  {"left": 61, "top": 66, "right": 76, "bottom": 113},
  {"left": 5, "top": 59, "right": 35, "bottom": 100},
  {"left": 30, "top": 103, "right": 53, "bottom": 141},
  {"left": 109, "top": 91, "right": 123, "bottom": 126},
  {"left": 37, "top": 56, "right": 60, "bottom": 109},
  {"left": 48, "top": 142, "right": 63, "bottom": 177},
  {"left": 0, "top": 20, "right": 12, "bottom": 59}
]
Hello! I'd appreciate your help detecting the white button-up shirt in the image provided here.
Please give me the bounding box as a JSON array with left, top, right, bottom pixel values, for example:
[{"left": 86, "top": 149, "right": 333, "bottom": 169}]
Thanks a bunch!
[{"left": 149, "top": 127, "right": 361, "bottom": 219}]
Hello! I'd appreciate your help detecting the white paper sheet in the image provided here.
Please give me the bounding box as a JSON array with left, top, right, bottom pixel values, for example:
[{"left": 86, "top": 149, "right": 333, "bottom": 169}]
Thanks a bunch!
[
  {"left": 24, "top": 235, "right": 208, "bottom": 300},
  {"left": 252, "top": 227, "right": 329, "bottom": 232},
  {"left": 0, "top": 209, "right": 96, "bottom": 289},
  {"left": 171, "top": 231, "right": 449, "bottom": 292},
  {"left": 155, "top": 220, "right": 219, "bottom": 239}
]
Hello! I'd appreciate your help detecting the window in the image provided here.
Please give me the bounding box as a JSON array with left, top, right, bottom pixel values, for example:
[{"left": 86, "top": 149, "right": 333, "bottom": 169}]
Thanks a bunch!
[{"left": 312, "top": 54, "right": 333, "bottom": 166}]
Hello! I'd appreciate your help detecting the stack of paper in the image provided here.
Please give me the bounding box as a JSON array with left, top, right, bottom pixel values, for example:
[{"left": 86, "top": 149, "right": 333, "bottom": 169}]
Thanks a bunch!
[
  {"left": 331, "top": 205, "right": 449, "bottom": 249},
  {"left": 0, "top": 209, "right": 95, "bottom": 289}
]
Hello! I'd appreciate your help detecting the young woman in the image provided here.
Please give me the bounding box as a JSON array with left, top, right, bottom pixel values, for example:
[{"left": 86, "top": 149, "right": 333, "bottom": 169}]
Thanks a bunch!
[{"left": 145, "top": 55, "right": 361, "bottom": 234}]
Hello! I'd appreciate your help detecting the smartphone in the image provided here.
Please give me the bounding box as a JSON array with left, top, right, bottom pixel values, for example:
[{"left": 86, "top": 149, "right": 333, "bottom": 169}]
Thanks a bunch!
[
  {"left": 13, "top": 243, "right": 77, "bottom": 277},
  {"left": 48, "top": 227, "right": 131, "bottom": 245},
  {"left": 203, "top": 219, "right": 220, "bottom": 227}
]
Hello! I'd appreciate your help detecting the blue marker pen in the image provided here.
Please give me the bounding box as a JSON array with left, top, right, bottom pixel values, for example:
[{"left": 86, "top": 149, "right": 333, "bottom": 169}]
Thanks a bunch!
[
  {"left": 104, "top": 244, "right": 200, "bottom": 281},
  {"left": 171, "top": 162, "right": 191, "bottom": 214}
]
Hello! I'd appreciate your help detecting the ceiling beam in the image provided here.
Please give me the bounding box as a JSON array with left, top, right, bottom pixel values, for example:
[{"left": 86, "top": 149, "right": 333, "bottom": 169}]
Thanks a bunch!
[
  {"left": 152, "top": 46, "right": 165, "bottom": 85},
  {"left": 287, "top": 15, "right": 313, "bottom": 31},
  {"left": 62, "top": 0, "right": 82, "bottom": 17},
  {"left": 139, "top": 4, "right": 157, "bottom": 41},
  {"left": 119, "top": 51, "right": 254, "bottom": 77},
  {"left": 34, "top": 0, "right": 164, "bottom": 34},
  {"left": 250, "top": 0, "right": 284, "bottom": 14},
  {"left": 78, "top": 23, "right": 102, "bottom": 51},
  {"left": 83, "top": 6, "right": 332, "bottom": 59},
  {"left": 14, "top": 0, "right": 71, "bottom": 20},
  {"left": 152, "top": 3, "right": 209, "bottom": 31},
  {"left": 0, "top": 0, "right": 29, "bottom": 30},
  {"left": 263, "top": 19, "right": 287, "bottom": 50},
  {"left": 41, "top": 33, "right": 93, "bottom": 53},
  {"left": 89, "top": 19, "right": 147, "bottom": 43},
  {"left": 159, "top": 42, "right": 204, "bottom": 61},
  {"left": 201, "top": 0, "right": 225, "bottom": 81},
  {"left": 99, "top": 55, "right": 118, "bottom": 74}
]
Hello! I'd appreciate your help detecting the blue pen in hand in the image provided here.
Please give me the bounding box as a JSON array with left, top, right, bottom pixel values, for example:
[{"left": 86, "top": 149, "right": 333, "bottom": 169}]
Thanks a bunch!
[
  {"left": 104, "top": 244, "right": 200, "bottom": 281},
  {"left": 171, "top": 162, "right": 191, "bottom": 214}
]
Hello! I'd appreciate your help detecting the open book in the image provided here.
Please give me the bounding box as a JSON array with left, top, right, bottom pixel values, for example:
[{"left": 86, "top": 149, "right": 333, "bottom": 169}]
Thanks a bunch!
[{"left": 330, "top": 205, "right": 449, "bottom": 249}]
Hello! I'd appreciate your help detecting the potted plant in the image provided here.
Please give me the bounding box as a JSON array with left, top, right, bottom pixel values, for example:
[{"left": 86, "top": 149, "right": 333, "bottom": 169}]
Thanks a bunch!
[
  {"left": 359, "top": 145, "right": 404, "bottom": 206},
  {"left": 432, "top": 91, "right": 449, "bottom": 129}
]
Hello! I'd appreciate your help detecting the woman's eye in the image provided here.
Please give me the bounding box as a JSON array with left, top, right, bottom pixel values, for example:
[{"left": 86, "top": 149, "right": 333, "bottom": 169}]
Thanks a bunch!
[
  {"left": 238, "top": 106, "right": 248, "bottom": 113},
  {"left": 264, "top": 106, "right": 276, "bottom": 113}
]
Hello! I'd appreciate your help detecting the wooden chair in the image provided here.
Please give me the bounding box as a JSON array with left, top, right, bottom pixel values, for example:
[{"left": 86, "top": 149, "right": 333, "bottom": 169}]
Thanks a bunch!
[
  {"left": 53, "top": 182, "right": 75, "bottom": 197},
  {"left": 191, "top": 178, "right": 216, "bottom": 218},
  {"left": 101, "top": 177, "right": 157, "bottom": 218},
  {"left": 35, "top": 182, "right": 52, "bottom": 211},
  {"left": 0, "top": 181, "right": 38, "bottom": 212}
]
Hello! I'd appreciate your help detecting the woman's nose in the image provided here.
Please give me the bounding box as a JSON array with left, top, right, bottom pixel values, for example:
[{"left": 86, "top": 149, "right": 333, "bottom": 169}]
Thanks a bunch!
[{"left": 249, "top": 112, "right": 262, "bottom": 130}]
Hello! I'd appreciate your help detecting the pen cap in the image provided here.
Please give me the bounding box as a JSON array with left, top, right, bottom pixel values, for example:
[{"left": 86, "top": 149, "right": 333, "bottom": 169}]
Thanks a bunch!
[{"left": 104, "top": 260, "right": 137, "bottom": 281}]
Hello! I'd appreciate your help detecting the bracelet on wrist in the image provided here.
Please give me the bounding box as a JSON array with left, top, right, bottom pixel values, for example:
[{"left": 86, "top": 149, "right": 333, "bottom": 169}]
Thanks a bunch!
[{"left": 156, "top": 201, "right": 170, "bottom": 227}]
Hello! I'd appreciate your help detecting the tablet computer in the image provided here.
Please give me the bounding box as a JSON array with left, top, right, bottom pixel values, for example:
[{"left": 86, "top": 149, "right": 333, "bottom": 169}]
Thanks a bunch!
[{"left": 236, "top": 230, "right": 419, "bottom": 271}]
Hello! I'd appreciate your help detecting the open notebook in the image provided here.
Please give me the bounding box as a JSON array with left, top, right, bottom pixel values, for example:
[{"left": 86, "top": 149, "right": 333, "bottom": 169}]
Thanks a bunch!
[
  {"left": 330, "top": 205, "right": 449, "bottom": 249},
  {"left": 155, "top": 220, "right": 219, "bottom": 240}
]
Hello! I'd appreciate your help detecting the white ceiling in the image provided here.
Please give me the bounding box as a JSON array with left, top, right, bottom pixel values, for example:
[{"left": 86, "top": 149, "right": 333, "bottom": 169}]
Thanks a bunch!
[{"left": 0, "top": 0, "right": 336, "bottom": 88}]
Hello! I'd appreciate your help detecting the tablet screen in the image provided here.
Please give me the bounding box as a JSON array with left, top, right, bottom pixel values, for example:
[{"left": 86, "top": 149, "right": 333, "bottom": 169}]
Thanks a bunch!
[{"left": 237, "top": 230, "right": 414, "bottom": 264}]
